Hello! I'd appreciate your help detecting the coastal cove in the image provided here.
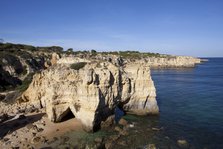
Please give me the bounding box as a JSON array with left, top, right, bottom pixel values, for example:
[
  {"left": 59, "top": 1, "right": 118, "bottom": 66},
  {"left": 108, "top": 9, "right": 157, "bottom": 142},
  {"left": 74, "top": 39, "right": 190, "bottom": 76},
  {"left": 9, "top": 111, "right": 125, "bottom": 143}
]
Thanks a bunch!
[
  {"left": 151, "top": 58, "right": 223, "bottom": 149},
  {"left": 1, "top": 0, "right": 223, "bottom": 148},
  {"left": 30, "top": 57, "right": 223, "bottom": 149},
  {"left": 0, "top": 42, "right": 222, "bottom": 148},
  {"left": 53, "top": 58, "right": 223, "bottom": 149}
]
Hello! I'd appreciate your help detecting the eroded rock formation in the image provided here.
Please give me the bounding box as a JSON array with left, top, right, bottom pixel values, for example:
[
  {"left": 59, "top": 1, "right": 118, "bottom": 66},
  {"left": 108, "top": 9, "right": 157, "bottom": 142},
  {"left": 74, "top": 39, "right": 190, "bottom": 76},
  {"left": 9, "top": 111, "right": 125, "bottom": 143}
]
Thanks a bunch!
[{"left": 22, "top": 60, "right": 158, "bottom": 131}]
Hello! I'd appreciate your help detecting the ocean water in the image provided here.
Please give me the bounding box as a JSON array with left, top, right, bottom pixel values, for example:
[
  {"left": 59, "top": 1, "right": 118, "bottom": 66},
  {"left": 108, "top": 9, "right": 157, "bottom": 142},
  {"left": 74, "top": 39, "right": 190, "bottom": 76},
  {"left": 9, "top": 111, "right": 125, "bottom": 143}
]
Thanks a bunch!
[
  {"left": 151, "top": 58, "right": 223, "bottom": 149},
  {"left": 54, "top": 58, "right": 223, "bottom": 149}
]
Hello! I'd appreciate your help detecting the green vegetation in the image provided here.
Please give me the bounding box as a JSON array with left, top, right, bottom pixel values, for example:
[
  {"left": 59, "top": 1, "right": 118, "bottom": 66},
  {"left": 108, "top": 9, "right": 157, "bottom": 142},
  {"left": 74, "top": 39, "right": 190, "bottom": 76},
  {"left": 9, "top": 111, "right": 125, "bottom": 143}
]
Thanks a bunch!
[
  {"left": 0, "top": 42, "right": 167, "bottom": 59},
  {"left": 16, "top": 73, "right": 34, "bottom": 92},
  {"left": 122, "top": 114, "right": 139, "bottom": 121},
  {"left": 90, "top": 49, "right": 97, "bottom": 56},
  {"left": 70, "top": 62, "right": 87, "bottom": 70},
  {"left": 67, "top": 130, "right": 115, "bottom": 145},
  {"left": 0, "top": 43, "right": 36, "bottom": 51},
  {"left": 36, "top": 46, "right": 63, "bottom": 52},
  {"left": 117, "top": 51, "right": 162, "bottom": 59},
  {"left": 69, "top": 49, "right": 166, "bottom": 59},
  {"left": 67, "top": 48, "right": 73, "bottom": 53},
  {"left": 0, "top": 42, "right": 63, "bottom": 53}
]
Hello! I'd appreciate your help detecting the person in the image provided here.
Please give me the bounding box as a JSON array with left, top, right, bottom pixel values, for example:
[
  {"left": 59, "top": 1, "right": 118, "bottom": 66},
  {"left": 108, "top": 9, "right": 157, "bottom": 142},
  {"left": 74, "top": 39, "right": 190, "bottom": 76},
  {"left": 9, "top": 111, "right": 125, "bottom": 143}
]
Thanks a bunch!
[{"left": 114, "top": 105, "right": 124, "bottom": 123}]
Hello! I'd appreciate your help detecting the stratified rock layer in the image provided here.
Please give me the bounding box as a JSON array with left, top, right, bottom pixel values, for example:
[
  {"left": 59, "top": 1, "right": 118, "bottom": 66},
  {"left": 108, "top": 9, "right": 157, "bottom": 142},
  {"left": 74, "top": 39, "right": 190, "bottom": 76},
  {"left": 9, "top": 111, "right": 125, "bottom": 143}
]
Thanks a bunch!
[{"left": 22, "top": 61, "right": 158, "bottom": 131}]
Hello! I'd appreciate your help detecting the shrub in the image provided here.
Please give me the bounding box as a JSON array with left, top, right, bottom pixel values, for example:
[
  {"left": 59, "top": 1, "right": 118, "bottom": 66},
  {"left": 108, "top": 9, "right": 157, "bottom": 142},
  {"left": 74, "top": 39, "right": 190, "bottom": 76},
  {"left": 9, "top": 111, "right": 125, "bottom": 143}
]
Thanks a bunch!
[
  {"left": 70, "top": 62, "right": 87, "bottom": 70},
  {"left": 16, "top": 73, "right": 34, "bottom": 92},
  {"left": 67, "top": 48, "right": 73, "bottom": 52}
]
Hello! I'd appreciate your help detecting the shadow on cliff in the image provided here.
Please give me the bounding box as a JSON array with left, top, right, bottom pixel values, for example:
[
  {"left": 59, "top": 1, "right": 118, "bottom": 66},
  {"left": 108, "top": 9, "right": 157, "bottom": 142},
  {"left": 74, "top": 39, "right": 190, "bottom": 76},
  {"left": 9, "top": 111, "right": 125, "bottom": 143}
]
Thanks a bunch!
[{"left": 0, "top": 113, "right": 45, "bottom": 139}]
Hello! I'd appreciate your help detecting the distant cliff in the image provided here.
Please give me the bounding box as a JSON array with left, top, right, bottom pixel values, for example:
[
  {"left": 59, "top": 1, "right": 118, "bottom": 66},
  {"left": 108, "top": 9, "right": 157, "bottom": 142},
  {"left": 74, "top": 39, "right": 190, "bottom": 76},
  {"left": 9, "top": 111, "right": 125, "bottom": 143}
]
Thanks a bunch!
[{"left": 59, "top": 53, "right": 202, "bottom": 68}]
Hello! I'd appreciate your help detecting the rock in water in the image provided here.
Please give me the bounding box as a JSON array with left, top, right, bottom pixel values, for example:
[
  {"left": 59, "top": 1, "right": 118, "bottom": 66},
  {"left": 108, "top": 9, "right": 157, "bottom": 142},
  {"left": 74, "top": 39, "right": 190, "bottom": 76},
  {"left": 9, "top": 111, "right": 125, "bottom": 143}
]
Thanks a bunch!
[
  {"left": 145, "top": 144, "right": 157, "bottom": 149},
  {"left": 177, "top": 139, "right": 189, "bottom": 148},
  {"left": 101, "top": 115, "right": 115, "bottom": 128},
  {"left": 118, "top": 118, "right": 128, "bottom": 126},
  {"left": 22, "top": 60, "right": 159, "bottom": 131}
]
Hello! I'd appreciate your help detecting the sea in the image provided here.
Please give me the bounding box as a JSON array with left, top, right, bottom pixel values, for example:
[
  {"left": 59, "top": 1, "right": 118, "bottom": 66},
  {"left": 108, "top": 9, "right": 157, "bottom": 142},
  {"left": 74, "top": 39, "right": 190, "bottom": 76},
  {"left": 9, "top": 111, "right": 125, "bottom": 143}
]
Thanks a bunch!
[
  {"left": 52, "top": 58, "right": 223, "bottom": 149},
  {"left": 149, "top": 58, "right": 223, "bottom": 149}
]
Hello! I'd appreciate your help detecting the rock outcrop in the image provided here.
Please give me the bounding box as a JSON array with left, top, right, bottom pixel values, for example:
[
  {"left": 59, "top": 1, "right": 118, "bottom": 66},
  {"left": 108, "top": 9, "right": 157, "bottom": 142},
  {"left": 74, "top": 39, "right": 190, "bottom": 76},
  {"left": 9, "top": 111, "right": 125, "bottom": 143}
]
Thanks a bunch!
[
  {"left": 50, "top": 53, "right": 60, "bottom": 66},
  {"left": 22, "top": 60, "right": 158, "bottom": 131},
  {"left": 0, "top": 43, "right": 62, "bottom": 92}
]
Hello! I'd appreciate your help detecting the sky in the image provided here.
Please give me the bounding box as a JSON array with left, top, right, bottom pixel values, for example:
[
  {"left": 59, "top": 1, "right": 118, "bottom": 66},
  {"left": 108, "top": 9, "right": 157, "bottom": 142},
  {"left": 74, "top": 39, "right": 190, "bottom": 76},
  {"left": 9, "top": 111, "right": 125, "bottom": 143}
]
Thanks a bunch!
[{"left": 0, "top": 0, "right": 223, "bottom": 57}]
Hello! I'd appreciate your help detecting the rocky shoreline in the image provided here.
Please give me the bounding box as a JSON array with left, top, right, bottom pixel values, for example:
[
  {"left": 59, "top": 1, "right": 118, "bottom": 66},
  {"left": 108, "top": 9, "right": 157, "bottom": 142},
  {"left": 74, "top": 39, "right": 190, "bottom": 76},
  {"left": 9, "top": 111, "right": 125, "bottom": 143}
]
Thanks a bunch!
[
  {"left": 0, "top": 110, "right": 191, "bottom": 149},
  {"left": 0, "top": 43, "right": 203, "bottom": 148}
]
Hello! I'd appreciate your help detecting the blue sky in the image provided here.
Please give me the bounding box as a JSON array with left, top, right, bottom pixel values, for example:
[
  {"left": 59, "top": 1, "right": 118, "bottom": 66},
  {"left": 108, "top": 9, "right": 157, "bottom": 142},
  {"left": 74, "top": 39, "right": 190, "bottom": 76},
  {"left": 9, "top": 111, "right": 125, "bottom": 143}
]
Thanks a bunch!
[{"left": 0, "top": 0, "right": 223, "bottom": 57}]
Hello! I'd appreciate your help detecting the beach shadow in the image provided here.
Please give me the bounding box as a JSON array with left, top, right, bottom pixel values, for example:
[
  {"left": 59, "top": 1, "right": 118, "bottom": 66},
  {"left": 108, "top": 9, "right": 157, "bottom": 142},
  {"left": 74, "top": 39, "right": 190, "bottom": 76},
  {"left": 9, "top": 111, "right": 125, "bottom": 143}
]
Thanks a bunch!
[{"left": 0, "top": 113, "right": 45, "bottom": 139}]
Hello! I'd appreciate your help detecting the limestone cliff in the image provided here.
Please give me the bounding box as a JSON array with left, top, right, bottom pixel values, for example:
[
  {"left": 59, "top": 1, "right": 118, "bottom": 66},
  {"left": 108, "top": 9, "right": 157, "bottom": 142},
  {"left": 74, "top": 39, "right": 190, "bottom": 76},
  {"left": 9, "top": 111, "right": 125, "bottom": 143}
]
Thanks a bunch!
[
  {"left": 145, "top": 56, "right": 201, "bottom": 68},
  {"left": 0, "top": 42, "right": 202, "bottom": 92},
  {"left": 60, "top": 54, "right": 202, "bottom": 68},
  {"left": 22, "top": 60, "right": 158, "bottom": 131}
]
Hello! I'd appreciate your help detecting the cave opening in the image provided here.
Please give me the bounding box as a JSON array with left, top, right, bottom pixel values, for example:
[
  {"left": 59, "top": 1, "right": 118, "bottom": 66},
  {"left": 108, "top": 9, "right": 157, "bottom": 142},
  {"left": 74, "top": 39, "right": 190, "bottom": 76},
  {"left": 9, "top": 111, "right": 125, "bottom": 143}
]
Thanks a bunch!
[{"left": 61, "top": 108, "right": 75, "bottom": 122}]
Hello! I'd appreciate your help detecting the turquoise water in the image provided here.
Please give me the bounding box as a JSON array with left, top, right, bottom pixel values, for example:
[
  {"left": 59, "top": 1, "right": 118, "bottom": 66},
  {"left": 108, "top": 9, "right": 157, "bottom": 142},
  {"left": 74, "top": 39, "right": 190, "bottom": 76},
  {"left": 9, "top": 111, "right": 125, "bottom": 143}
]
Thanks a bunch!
[{"left": 151, "top": 58, "right": 223, "bottom": 149}]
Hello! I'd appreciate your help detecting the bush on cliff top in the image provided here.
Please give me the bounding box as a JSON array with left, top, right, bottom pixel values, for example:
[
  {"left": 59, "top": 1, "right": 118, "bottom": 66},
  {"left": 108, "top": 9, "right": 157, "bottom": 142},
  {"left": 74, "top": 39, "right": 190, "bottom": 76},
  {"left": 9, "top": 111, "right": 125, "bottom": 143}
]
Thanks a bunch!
[{"left": 70, "top": 62, "right": 87, "bottom": 70}]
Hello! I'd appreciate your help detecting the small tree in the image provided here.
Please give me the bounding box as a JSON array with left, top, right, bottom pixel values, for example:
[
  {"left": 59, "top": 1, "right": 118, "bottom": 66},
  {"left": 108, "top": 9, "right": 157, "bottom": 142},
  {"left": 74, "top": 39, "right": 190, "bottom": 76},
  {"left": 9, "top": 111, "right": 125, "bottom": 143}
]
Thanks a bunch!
[
  {"left": 67, "top": 48, "right": 73, "bottom": 53},
  {"left": 91, "top": 49, "right": 97, "bottom": 54},
  {"left": 91, "top": 49, "right": 97, "bottom": 56}
]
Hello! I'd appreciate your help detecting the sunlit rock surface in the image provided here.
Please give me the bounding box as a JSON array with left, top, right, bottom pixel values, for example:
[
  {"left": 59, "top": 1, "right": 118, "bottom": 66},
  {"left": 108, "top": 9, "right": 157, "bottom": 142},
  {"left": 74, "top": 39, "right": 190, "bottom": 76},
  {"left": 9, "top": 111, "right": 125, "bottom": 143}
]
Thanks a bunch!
[{"left": 22, "top": 59, "right": 158, "bottom": 131}]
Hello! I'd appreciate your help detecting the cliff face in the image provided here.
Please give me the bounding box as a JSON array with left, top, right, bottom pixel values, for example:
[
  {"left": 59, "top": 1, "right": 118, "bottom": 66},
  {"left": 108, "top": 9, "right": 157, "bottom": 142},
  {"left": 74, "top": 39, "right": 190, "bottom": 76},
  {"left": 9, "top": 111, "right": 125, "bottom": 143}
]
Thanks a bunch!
[
  {"left": 0, "top": 42, "right": 202, "bottom": 92},
  {"left": 145, "top": 56, "right": 201, "bottom": 68},
  {"left": 60, "top": 54, "right": 202, "bottom": 68},
  {"left": 22, "top": 60, "right": 158, "bottom": 131},
  {"left": 0, "top": 43, "right": 62, "bottom": 92}
]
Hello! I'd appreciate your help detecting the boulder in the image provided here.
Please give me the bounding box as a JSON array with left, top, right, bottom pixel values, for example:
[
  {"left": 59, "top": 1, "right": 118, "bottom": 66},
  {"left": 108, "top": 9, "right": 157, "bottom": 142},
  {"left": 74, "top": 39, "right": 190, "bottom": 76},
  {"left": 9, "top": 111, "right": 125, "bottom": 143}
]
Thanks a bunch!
[
  {"left": 118, "top": 118, "right": 128, "bottom": 126},
  {"left": 177, "top": 139, "right": 189, "bottom": 148},
  {"left": 101, "top": 115, "right": 115, "bottom": 128},
  {"left": 94, "top": 137, "right": 103, "bottom": 143},
  {"left": 145, "top": 144, "right": 157, "bottom": 149},
  {"left": 50, "top": 53, "right": 60, "bottom": 66},
  {"left": 114, "top": 126, "right": 128, "bottom": 136}
]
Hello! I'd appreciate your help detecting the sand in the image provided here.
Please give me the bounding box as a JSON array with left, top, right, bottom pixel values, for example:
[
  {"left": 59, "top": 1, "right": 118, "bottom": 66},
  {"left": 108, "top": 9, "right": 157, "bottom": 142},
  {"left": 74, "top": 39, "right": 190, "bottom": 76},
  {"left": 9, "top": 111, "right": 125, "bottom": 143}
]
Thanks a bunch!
[{"left": 0, "top": 111, "right": 83, "bottom": 149}]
